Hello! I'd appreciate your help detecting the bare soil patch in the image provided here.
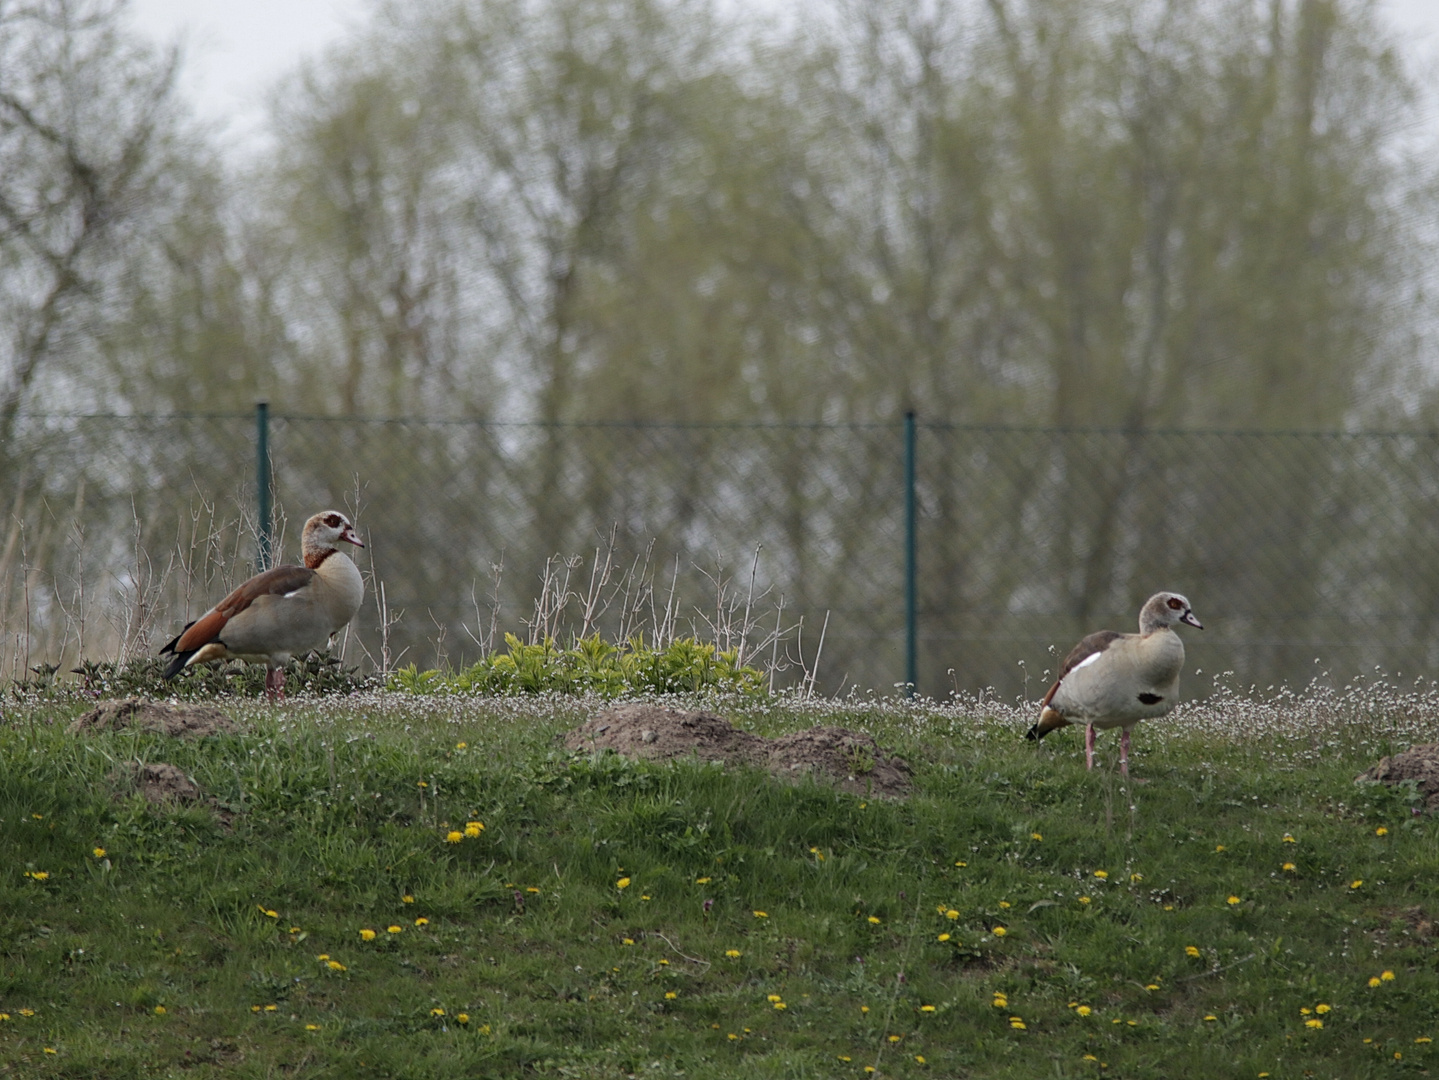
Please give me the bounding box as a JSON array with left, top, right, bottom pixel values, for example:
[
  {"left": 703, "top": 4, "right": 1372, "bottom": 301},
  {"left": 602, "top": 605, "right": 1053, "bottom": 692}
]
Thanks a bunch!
[
  {"left": 69, "top": 698, "right": 238, "bottom": 738},
  {"left": 130, "top": 762, "right": 204, "bottom": 805},
  {"left": 564, "top": 703, "right": 911, "bottom": 798},
  {"left": 1356, "top": 743, "right": 1439, "bottom": 810}
]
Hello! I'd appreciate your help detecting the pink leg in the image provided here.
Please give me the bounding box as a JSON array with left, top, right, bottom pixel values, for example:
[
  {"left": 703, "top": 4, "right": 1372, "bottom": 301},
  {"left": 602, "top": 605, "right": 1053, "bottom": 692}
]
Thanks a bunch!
[
  {"left": 266, "top": 668, "right": 285, "bottom": 702},
  {"left": 1120, "top": 728, "right": 1130, "bottom": 778},
  {"left": 1085, "top": 724, "right": 1096, "bottom": 770}
]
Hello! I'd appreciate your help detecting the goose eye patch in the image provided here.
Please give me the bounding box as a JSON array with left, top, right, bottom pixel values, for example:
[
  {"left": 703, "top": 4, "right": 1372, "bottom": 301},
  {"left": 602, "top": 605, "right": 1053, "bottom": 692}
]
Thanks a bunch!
[{"left": 1166, "top": 597, "right": 1183, "bottom": 609}]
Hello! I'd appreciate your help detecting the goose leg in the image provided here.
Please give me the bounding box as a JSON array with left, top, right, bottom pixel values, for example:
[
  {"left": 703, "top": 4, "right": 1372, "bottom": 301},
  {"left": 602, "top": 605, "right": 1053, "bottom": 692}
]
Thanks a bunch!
[
  {"left": 1085, "top": 724, "right": 1096, "bottom": 770},
  {"left": 265, "top": 668, "right": 285, "bottom": 702},
  {"left": 1119, "top": 728, "right": 1130, "bottom": 778}
]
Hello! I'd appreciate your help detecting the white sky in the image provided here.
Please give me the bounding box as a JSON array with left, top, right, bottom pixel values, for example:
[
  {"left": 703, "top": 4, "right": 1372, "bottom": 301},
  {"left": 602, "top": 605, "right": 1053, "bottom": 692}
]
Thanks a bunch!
[{"left": 130, "top": 0, "right": 1439, "bottom": 159}]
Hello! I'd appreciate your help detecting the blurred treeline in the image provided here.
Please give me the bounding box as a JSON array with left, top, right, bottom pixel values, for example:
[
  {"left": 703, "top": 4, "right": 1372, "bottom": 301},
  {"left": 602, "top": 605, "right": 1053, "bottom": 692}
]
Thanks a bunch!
[
  {"left": 2, "top": 0, "right": 1438, "bottom": 692},
  {"left": 4, "top": 0, "right": 1433, "bottom": 429}
]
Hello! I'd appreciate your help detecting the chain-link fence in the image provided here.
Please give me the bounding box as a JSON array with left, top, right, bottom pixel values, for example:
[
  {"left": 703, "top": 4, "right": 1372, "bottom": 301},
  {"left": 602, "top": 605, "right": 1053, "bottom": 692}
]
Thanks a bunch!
[{"left": 4, "top": 411, "right": 1439, "bottom": 698}]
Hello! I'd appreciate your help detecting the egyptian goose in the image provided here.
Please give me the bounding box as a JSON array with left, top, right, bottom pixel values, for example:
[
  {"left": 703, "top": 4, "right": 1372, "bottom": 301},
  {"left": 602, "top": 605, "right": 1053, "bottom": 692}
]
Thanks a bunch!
[
  {"left": 1025, "top": 592, "right": 1202, "bottom": 776},
  {"left": 160, "top": 511, "right": 365, "bottom": 699}
]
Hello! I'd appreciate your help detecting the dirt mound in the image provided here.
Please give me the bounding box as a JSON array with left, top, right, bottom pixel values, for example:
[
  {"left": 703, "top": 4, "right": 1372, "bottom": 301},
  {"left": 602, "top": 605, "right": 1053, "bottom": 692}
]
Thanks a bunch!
[
  {"left": 1357, "top": 744, "right": 1439, "bottom": 810},
  {"left": 131, "top": 762, "right": 204, "bottom": 805},
  {"left": 70, "top": 698, "right": 237, "bottom": 738},
  {"left": 564, "top": 704, "right": 911, "bottom": 798}
]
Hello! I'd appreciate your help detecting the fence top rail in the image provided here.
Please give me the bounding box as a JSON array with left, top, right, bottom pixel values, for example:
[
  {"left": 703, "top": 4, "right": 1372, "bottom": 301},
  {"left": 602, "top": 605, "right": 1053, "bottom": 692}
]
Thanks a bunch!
[{"left": 10, "top": 411, "right": 1439, "bottom": 441}]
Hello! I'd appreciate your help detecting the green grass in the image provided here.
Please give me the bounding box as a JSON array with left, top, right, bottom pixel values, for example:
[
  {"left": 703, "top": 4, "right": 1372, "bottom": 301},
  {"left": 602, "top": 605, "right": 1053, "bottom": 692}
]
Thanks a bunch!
[{"left": 2, "top": 684, "right": 1439, "bottom": 1078}]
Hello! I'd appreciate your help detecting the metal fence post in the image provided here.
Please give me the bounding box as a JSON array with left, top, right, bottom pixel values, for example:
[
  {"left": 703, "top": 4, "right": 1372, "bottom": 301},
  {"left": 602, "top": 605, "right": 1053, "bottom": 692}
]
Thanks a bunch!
[
  {"left": 256, "top": 401, "right": 272, "bottom": 571},
  {"left": 904, "top": 411, "right": 917, "bottom": 697}
]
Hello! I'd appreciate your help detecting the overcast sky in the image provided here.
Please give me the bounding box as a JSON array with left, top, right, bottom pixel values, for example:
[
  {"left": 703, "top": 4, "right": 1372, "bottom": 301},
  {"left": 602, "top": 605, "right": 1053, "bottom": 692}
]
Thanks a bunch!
[{"left": 130, "top": 0, "right": 1439, "bottom": 159}]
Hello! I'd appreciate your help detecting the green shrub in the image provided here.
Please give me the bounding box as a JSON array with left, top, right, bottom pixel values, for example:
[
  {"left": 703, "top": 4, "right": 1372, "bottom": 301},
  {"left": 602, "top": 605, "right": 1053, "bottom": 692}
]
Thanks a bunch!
[{"left": 387, "top": 633, "right": 767, "bottom": 697}]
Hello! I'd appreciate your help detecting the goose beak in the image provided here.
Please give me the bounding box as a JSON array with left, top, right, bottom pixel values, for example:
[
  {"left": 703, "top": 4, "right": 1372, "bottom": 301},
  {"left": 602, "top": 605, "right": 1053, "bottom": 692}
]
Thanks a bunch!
[
  {"left": 1181, "top": 609, "right": 1203, "bottom": 629},
  {"left": 340, "top": 525, "right": 365, "bottom": 548}
]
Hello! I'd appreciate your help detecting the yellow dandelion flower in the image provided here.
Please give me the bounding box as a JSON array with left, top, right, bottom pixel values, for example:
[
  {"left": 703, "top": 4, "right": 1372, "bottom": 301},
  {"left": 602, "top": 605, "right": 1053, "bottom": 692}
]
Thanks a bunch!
[
  {"left": 264, "top": 1005, "right": 277, "bottom": 1012},
  {"left": 327, "top": 960, "right": 346, "bottom": 971},
  {"left": 445, "top": 831, "right": 463, "bottom": 843},
  {"left": 19, "top": 1009, "right": 35, "bottom": 1017},
  {"left": 915, "top": 1055, "right": 926, "bottom": 1064},
  {"left": 1077, "top": 1006, "right": 1092, "bottom": 1017},
  {"left": 250, "top": 1005, "right": 260, "bottom": 1013},
  {"left": 1203, "top": 1015, "right": 1217, "bottom": 1022},
  {"left": 725, "top": 949, "right": 741, "bottom": 958},
  {"left": 258, "top": 906, "right": 277, "bottom": 918},
  {"left": 774, "top": 1001, "right": 787, "bottom": 1010},
  {"left": 1079, "top": 896, "right": 1091, "bottom": 905},
  {"left": 1306, "top": 1019, "right": 1324, "bottom": 1029},
  {"left": 1369, "top": 977, "right": 1382, "bottom": 988},
  {"left": 154, "top": 1005, "right": 166, "bottom": 1015},
  {"left": 937, "top": 932, "right": 951, "bottom": 942},
  {"left": 617, "top": 878, "right": 631, "bottom": 889},
  {"left": 431, "top": 1008, "right": 445, "bottom": 1017},
  {"left": 865, "top": 1068, "right": 876, "bottom": 1074},
  {"left": 767, "top": 994, "right": 782, "bottom": 1003},
  {"left": 93, "top": 847, "right": 106, "bottom": 858},
  {"left": 387, "top": 925, "right": 402, "bottom": 934},
  {"left": 999, "top": 901, "right": 1011, "bottom": 909},
  {"left": 415, "top": 917, "right": 429, "bottom": 926},
  {"left": 403, "top": 895, "right": 415, "bottom": 903},
  {"left": 946, "top": 908, "right": 959, "bottom": 919},
  {"left": 1130, "top": 873, "right": 1143, "bottom": 883},
  {"left": 1145, "top": 984, "right": 1159, "bottom": 991},
  {"left": 696, "top": 876, "right": 712, "bottom": 884},
  {"left": 861, "top": 1005, "right": 871, "bottom": 1013},
  {"left": 888, "top": 1034, "right": 901, "bottom": 1042},
  {"left": 455, "top": 741, "right": 467, "bottom": 749},
  {"left": 1031, "top": 832, "right": 1043, "bottom": 840},
  {"left": 868, "top": 915, "right": 881, "bottom": 924},
  {"left": 1301, "top": 1007, "right": 1312, "bottom": 1015},
  {"left": 728, "top": 1033, "right": 739, "bottom": 1041},
  {"left": 1215, "top": 845, "right": 1226, "bottom": 852},
  {"left": 1283, "top": 862, "right": 1297, "bottom": 872},
  {"left": 1093, "top": 870, "right": 1108, "bottom": 879},
  {"left": 1396, "top": 1052, "right": 1404, "bottom": 1060},
  {"left": 1084, "top": 1054, "right": 1099, "bottom": 1061},
  {"left": 360, "top": 928, "right": 376, "bottom": 941},
  {"left": 1010, "top": 1019, "right": 1026, "bottom": 1029},
  {"left": 955, "top": 860, "right": 967, "bottom": 867},
  {"left": 457, "top": 1013, "right": 469, "bottom": 1024},
  {"left": 1377, "top": 827, "right": 1389, "bottom": 836},
  {"left": 43, "top": 1048, "right": 56, "bottom": 1054},
  {"left": 1283, "top": 833, "right": 1296, "bottom": 842},
  {"left": 1315, "top": 1004, "right": 1331, "bottom": 1014},
  {"left": 838, "top": 1054, "right": 851, "bottom": 1062},
  {"left": 479, "top": 1024, "right": 491, "bottom": 1035},
  {"left": 1382, "top": 970, "right": 1396, "bottom": 981},
  {"left": 920, "top": 1004, "right": 936, "bottom": 1012},
  {"left": 1227, "top": 895, "right": 1241, "bottom": 905},
  {"left": 305, "top": 1023, "right": 320, "bottom": 1030},
  {"left": 464, "top": 824, "right": 482, "bottom": 838},
  {"left": 665, "top": 992, "right": 677, "bottom": 1000},
  {"left": 1417, "top": 1037, "right": 1433, "bottom": 1044},
  {"left": 1351, "top": 879, "right": 1363, "bottom": 889},
  {"left": 992, "top": 926, "right": 1007, "bottom": 937},
  {"left": 623, "top": 938, "right": 635, "bottom": 945},
  {"left": 753, "top": 910, "right": 768, "bottom": 918},
  {"left": 1185, "top": 946, "right": 1201, "bottom": 958}
]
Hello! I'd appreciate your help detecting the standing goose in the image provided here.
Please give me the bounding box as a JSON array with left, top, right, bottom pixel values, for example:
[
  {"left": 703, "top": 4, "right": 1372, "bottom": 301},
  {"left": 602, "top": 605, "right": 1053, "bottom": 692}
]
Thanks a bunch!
[
  {"left": 1025, "top": 592, "right": 1202, "bottom": 776},
  {"left": 160, "top": 511, "right": 365, "bottom": 700}
]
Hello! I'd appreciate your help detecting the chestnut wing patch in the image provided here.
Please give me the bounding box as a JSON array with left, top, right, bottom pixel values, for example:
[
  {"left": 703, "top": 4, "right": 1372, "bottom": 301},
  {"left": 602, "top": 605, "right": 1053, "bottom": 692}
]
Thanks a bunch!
[
  {"left": 1040, "top": 630, "right": 1124, "bottom": 709},
  {"left": 168, "top": 565, "right": 316, "bottom": 652}
]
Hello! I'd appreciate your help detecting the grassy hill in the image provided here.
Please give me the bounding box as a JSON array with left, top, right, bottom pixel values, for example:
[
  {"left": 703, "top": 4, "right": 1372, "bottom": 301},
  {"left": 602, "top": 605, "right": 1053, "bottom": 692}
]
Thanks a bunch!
[{"left": 2, "top": 679, "right": 1438, "bottom": 1078}]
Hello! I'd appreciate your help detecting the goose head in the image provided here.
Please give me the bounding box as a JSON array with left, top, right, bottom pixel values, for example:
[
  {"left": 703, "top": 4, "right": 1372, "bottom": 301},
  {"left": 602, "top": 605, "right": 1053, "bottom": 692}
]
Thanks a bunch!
[
  {"left": 302, "top": 510, "right": 364, "bottom": 567},
  {"left": 1139, "top": 591, "right": 1202, "bottom": 633}
]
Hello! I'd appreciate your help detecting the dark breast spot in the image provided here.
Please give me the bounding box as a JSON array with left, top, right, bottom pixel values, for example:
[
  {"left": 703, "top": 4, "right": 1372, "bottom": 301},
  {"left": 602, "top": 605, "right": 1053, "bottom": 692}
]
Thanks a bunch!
[{"left": 1137, "top": 693, "right": 1163, "bottom": 705}]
